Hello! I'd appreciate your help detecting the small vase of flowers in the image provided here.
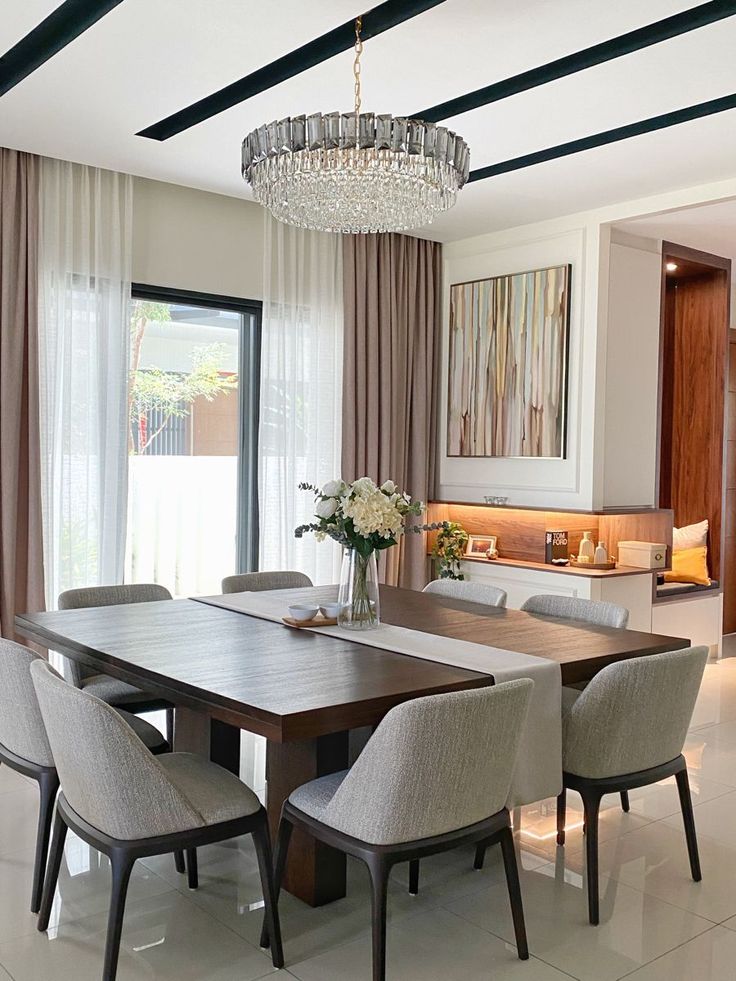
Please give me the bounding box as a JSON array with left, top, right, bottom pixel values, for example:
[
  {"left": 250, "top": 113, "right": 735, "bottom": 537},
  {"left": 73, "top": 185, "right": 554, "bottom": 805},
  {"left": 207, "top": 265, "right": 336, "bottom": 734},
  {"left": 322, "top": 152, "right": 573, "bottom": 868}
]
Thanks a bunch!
[{"left": 296, "top": 477, "right": 443, "bottom": 629}]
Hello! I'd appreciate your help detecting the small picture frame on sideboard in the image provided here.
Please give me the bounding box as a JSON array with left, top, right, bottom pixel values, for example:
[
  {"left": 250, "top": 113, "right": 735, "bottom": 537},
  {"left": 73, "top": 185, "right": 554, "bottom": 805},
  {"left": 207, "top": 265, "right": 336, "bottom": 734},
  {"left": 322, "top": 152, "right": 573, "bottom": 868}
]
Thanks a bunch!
[{"left": 466, "top": 535, "right": 497, "bottom": 558}]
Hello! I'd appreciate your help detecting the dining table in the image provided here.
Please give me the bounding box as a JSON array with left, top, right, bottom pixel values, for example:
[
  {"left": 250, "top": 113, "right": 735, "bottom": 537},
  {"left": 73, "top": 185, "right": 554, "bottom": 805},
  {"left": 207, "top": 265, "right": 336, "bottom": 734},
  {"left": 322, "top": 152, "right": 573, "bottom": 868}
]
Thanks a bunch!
[{"left": 15, "top": 584, "right": 689, "bottom": 908}]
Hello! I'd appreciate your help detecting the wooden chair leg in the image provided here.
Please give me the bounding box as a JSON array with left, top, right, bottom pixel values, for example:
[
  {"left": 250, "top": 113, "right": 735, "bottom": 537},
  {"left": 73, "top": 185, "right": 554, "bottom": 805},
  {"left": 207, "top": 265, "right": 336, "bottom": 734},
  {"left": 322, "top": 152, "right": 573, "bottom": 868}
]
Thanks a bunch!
[
  {"left": 31, "top": 773, "right": 59, "bottom": 914},
  {"left": 499, "top": 825, "right": 529, "bottom": 959},
  {"left": 408, "top": 859, "right": 419, "bottom": 895},
  {"left": 473, "top": 842, "right": 487, "bottom": 870},
  {"left": 556, "top": 789, "right": 567, "bottom": 846},
  {"left": 185, "top": 848, "right": 198, "bottom": 889},
  {"left": 174, "top": 850, "right": 186, "bottom": 874},
  {"left": 367, "top": 856, "right": 390, "bottom": 981},
  {"left": 252, "top": 818, "right": 284, "bottom": 969},
  {"left": 102, "top": 851, "right": 134, "bottom": 981},
  {"left": 165, "top": 707, "right": 174, "bottom": 746},
  {"left": 620, "top": 791, "right": 631, "bottom": 813},
  {"left": 675, "top": 767, "right": 702, "bottom": 881},
  {"left": 581, "top": 790, "right": 602, "bottom": 925},
  {"left": 260, "top": 816, "right": 293, "bottom": 949},
  {"left": 37, "top": 808, "right": 68, "bottom": 932}
]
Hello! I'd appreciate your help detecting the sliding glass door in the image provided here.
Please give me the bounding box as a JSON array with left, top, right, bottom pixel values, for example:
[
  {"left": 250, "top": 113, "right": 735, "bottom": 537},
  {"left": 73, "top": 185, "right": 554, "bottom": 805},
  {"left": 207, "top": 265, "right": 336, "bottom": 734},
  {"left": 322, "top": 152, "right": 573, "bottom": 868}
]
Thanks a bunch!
[{"left": 125, "top": 286, "right": 260, "bottom": 597}]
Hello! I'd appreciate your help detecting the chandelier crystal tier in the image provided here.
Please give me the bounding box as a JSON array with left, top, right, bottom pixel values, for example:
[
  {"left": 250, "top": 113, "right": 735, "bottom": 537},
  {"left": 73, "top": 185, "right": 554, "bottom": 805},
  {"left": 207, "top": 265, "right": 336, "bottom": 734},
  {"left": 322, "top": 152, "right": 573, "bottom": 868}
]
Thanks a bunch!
[{"left": 241, "top": 17, "right": 470, "bottom": 234}]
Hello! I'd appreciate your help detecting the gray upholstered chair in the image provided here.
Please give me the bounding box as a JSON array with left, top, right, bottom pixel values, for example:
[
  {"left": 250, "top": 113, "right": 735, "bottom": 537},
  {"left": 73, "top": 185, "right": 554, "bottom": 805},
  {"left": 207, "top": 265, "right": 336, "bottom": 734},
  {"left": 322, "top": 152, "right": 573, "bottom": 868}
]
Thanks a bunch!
[
  {"left": 0, "top": 639, "right": 169, "bottom": 914},
  {"left": 221, "top": 570, "right": 313, "bottom": 594},
  {"left": 423, "top": 578, "right": 507, "bottom": 608},
  {"left": 31, "top": 660, "right": 283, "bottom": 981},
  {"left": 521, "top": 594, "right": 629, "bottom": 629},
  {"left": 556, "top": 646, "right": 708, "bottom": 925},
  {"left": 262, "top": 680, "right": 533, "bottom": 981},
  {"left": 58, "top": 584, "right": 175, "bottom": 740}
]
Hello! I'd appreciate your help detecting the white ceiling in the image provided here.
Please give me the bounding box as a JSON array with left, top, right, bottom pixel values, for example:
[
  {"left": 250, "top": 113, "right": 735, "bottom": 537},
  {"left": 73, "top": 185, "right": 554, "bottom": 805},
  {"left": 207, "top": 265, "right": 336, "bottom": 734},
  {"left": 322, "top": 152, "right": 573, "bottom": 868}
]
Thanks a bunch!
[
  {"left": 617, "top": 198, "right": 736, "bottom": 260},
  {"left": 2, "top": 0, "right": 736, "bottom": 240}
]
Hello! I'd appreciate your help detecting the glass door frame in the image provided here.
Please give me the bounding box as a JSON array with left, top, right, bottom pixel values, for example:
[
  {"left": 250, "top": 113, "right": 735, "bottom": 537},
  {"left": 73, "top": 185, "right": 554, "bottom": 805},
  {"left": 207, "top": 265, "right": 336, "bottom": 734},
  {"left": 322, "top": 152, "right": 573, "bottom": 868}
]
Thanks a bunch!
[{"left": 131, "top": 282, "right": 262, "bottom": 573}]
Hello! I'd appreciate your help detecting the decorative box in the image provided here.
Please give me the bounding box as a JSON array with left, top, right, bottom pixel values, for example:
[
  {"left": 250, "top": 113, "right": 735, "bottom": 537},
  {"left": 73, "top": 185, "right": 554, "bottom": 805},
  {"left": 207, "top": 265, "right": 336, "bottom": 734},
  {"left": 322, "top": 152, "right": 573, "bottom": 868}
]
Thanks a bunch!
[{"left": 617, "top": 540, "right": 667, "bottom": 570}]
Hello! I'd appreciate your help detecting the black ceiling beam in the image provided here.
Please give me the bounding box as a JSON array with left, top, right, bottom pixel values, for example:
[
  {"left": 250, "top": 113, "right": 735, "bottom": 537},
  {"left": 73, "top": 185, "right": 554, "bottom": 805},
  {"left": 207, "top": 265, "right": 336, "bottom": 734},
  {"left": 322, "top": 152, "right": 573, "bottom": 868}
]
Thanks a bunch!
[
  {"left": 468, "top": 91, "right": 736, "bottom": 183},
  {"left": 137, "top": 0, "right": 447, "bottom": 142},
  {"left": 0, "top": 0, "right": 124, "bottom": 98},
  {"left": 416, "top": 0, "right": 736, "bottom": 123}
]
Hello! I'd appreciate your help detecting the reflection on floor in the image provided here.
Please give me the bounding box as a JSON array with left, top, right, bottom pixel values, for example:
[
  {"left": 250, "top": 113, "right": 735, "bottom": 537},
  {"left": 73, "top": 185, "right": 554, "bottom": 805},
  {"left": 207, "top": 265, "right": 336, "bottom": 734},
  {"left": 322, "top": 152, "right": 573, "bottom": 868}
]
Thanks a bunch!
[{"left": 4, "top": 658, "right": 736, "bottom": 979}]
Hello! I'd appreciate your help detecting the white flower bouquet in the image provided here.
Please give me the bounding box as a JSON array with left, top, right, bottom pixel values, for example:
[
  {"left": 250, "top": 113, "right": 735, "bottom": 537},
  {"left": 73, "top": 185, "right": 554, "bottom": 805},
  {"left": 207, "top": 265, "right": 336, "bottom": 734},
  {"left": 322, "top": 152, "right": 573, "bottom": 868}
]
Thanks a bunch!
[{"left": 296, "top": 477, "right": 444, "bottom": 628}]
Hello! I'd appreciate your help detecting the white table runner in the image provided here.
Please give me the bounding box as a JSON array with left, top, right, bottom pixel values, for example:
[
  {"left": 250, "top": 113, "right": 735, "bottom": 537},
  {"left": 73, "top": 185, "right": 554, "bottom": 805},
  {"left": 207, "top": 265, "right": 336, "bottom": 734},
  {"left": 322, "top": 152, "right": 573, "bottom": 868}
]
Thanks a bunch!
[{"left": 194, "top": 586, "right": 562, "bottom": 807}]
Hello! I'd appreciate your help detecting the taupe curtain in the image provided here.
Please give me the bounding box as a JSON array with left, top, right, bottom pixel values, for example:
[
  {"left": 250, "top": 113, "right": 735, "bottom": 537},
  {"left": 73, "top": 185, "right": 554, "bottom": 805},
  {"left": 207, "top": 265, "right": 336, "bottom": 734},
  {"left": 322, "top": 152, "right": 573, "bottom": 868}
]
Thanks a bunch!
[
  {"left": 0, "top": 148, "right": 45, "bottom": 640},
  {"left": 342, "top": 233, "right": 441, "bottom": 589}
]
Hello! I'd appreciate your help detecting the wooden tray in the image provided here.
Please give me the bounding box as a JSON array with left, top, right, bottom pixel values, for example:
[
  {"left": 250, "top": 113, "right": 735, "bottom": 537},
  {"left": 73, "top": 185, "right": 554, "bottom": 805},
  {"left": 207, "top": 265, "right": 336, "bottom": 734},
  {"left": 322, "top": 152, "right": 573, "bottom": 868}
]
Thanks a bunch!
[
  {"left": 282, "top": 615, "right": 338, "bottom": 629},
  {"left": 569, "top": 557, "right": 617, "bottom": 571}
]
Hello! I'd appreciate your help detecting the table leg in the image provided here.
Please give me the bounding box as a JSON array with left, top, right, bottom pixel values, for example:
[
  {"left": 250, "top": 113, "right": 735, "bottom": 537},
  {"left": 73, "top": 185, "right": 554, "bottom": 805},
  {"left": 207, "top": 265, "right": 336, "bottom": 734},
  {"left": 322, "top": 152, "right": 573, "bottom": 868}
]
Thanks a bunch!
[
  {"left": 266, "top": 732, "right": 349, "bottom": 907},
  {"left": 173, "top": 708, "right": 240, "bottom": 776}
]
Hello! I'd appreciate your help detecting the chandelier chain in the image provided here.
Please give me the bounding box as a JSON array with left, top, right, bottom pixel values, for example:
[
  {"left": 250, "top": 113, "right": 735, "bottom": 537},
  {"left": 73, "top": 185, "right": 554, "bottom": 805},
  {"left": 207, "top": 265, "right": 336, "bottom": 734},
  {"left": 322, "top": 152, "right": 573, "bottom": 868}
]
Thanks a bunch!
[{"left": 353, "top": 16, "right": 363, "bottom": 116}]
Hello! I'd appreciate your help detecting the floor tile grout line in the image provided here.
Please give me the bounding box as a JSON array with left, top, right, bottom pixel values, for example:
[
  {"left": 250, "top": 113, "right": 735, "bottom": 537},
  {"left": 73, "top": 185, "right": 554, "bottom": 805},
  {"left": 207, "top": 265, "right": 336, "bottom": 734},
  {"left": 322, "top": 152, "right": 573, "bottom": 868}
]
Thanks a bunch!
[
  {"left": 612, "top": 922, "right": 724, "bottom": 980},
  {"left": 440, "top": 906, "right": 583, "bottom": 980}
]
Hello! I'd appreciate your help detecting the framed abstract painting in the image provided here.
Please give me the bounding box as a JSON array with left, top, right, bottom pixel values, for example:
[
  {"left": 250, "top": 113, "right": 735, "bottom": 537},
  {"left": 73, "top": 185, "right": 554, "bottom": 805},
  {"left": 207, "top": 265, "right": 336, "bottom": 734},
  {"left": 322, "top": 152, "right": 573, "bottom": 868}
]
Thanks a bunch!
[{"left": 447, "top": 264, "right": 571, "bottom": 458}]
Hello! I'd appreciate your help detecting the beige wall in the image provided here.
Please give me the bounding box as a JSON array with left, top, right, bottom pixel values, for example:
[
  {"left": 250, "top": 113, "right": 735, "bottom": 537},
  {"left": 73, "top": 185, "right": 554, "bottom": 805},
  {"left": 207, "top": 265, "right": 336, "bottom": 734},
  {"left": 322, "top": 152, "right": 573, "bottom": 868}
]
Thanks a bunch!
[{"left": 132, "top": 177, "right": 264, "bottom": 299}]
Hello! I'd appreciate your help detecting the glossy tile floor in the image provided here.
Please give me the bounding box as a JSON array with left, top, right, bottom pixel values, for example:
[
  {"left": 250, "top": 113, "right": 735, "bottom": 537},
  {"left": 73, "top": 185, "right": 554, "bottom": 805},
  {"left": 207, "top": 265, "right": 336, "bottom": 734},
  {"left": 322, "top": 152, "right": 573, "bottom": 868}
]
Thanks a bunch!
[{"left": 4, "top": 655, "right": 736, "bottom": 980}]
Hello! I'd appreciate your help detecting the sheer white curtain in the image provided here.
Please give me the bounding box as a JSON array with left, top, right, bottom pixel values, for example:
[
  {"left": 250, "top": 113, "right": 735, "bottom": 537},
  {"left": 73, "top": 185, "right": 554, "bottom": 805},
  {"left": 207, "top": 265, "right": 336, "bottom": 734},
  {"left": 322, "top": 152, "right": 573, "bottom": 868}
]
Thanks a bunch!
[
  {"left": 258, "top": 213, "right": 343, "bottom": 585},
  {"left": 37, "top": 159, "right": 132, "bottom": 608}
]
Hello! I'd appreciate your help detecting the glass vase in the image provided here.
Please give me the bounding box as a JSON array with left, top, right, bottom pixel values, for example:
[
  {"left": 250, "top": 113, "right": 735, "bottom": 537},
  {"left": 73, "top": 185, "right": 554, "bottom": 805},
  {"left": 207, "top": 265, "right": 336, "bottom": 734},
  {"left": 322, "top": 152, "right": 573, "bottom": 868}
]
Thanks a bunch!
[{"left": 337, "top": 548, "right": 380, "bottom": 630}]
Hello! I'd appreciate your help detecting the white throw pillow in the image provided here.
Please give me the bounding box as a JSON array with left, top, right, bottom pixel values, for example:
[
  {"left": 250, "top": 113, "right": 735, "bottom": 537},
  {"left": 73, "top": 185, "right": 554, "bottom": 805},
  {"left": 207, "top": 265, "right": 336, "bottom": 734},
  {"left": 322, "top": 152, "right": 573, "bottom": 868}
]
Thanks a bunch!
[{"left": 673, "top": 519, "right": 709, "bottom": 551}]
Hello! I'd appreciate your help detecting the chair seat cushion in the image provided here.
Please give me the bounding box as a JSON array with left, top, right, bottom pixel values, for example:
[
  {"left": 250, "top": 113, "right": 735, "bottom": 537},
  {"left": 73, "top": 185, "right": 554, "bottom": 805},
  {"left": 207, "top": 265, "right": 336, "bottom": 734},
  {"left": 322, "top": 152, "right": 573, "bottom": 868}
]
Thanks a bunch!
[
  {"left": 81, "top": 674, "right": 149, "bottom": 705},
  {"left": 116, "top": 710, "right": 168, "bottom": 754},
  {"left": 289, "top": 771, "right": 349, "bottom": 821},
  {"left": 159, "top": 753, "right": 261, "bottom": 825}
]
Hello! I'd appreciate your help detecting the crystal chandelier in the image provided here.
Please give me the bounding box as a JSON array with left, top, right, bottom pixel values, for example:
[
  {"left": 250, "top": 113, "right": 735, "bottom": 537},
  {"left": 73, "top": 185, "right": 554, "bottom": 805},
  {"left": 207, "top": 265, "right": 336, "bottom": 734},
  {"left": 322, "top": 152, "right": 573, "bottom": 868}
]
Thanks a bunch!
[{"left": 241, "top": 17, "right": 470, "bottom": 234}]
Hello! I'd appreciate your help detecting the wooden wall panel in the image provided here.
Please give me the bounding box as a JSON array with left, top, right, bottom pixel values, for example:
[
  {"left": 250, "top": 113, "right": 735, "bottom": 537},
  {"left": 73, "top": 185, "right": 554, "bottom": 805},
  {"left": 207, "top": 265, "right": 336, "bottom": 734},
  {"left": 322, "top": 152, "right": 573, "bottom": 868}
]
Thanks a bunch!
[
  {"left": 659, "top": 266, "right": 729, "bottom": 583},
  {"left": 724, "top": 337, "right": 736, "bottom": 633}
]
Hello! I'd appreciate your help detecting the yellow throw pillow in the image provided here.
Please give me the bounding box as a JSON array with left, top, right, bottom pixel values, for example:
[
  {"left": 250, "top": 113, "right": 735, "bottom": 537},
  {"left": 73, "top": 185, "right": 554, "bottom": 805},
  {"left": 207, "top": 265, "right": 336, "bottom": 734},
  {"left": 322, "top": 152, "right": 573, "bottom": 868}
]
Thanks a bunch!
[{"left": 663, "top": 546, "right": 710, "bottom": 586}]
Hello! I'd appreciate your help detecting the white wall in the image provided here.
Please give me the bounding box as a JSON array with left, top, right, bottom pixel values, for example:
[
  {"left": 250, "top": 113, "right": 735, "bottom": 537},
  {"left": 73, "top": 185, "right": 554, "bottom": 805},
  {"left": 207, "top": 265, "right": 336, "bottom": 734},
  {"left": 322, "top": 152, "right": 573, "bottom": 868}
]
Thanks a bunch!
[
  {"left": 600, "top": 234, "right": 662, "bottom": 507},
  {"left": 132, "top": 177, "right": 264, "bottom": 299},
  {"left": 439, "top": 215, "right": 604, "bottom": 509}
]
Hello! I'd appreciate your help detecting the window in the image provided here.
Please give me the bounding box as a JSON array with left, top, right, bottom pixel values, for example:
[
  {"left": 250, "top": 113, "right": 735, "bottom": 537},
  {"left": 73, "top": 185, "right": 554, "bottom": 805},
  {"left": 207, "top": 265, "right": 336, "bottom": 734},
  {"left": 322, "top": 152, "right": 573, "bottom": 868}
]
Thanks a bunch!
[{"left": 125, "top": 285, "right": 261, "bottom": 596}]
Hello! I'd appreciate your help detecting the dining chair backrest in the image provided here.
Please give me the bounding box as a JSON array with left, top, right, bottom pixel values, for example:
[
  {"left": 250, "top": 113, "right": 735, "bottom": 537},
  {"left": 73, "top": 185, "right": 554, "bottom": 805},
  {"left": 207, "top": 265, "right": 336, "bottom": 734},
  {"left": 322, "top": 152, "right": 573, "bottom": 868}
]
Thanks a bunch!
[
  {"left": 521, "top": 594, "right": 629, "bottom": 629},
  {"left": 563, "top": 646, "right": 708, "bottom": 779},
  {"left": 0, "top": 640, "right": 54, "bottom": 768},
  {"left": 221, "top": 571, "right": 313, "bottom": 594},
  {"left": 57, "top": 583, "right": 173, "bottom": 685},
  {"left": 31, "top": 659, "right": 203, "bottom": 841},
  {"left": 323, "top": 679, "right": 533, "bottom": 845},
  {"left": 423, "top": 579, "right": 507, "bottom": 608}
]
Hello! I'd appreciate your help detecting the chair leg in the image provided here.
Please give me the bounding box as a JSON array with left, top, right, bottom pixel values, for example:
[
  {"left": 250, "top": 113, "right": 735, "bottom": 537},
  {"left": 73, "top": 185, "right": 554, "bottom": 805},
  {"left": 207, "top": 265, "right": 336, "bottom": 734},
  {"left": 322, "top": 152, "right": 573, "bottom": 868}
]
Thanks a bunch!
[
  {"left": 367, "top": 856, "right": 390, "bottom": 981},
  {"left": 185, "top": 848, "right": 198, "bottom": 889},
  {"left": 556, "top": 789, "right": 567, "bottom": 846},
  {"left": 620, "top": 791, "right": 631, "bottom": 813},
  {"left": 252, "top": 818, "right": 285, "bottom": 969},
  {"left": 31, "top": 773, "right": 59, "bottom": 914},
  {"left": 102, "top": 851, "right": 134, "bottom": 981},
  {"left": 499, "top": 825, "right": 529, "bottom": 960},
  {"left": 260, "top": 816, "right": 293, "bottom": 949},
  {"left": 165, "top": 707, "right": 174, "bottom": 746},
  {"left": 581, "top": 790, "right": 602, "bottom": 925},
  {"left": 37, "top": 808, "right": 68, "bottom": 932},
  {"left": 473, "top": 841, "right": 487, "bottom": 870},
  {"left": 408, "top": 858, "right": 419, "bottom": 895},
  {"left": 675, "top": 767, "right": 702, "bottom": 882},
  {"left": 174, "top": 850, "right": 186, "bottom": 874}
]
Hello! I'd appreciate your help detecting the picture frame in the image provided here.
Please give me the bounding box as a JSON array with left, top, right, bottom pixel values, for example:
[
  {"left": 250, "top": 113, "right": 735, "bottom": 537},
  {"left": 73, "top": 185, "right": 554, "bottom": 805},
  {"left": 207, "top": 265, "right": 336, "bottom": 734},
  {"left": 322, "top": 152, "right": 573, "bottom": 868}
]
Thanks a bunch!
[
  {"left": 447, "top": 263, "right": 572, "bottom": 459},
  {"left": 466, "top": 535, "right": 497, "bottom": 558}
]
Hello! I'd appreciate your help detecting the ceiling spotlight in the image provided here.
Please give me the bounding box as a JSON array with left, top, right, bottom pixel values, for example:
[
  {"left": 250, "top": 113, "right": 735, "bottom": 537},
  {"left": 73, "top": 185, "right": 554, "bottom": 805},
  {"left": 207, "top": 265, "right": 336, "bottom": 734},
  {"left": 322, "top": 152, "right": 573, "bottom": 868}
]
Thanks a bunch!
[{"left": 666, "top": 262, "right": 679, "bottom": 272}]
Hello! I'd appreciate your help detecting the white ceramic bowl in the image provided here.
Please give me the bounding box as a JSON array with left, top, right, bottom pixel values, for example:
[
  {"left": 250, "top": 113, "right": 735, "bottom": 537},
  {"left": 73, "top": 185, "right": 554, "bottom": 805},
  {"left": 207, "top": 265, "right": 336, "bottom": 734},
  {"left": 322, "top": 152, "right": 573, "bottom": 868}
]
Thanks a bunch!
[
  {"left": 320, "top": 603, "right": 342, "bottom": 619},
  {"left": 288, "top": 604, "right": 319, "bottom": 622}
]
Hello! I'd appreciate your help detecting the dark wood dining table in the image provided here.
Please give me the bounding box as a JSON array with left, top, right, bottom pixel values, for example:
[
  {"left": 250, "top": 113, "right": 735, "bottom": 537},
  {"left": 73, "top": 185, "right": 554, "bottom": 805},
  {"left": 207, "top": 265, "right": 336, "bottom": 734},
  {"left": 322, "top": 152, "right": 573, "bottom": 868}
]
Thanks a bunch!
[{"left": 16, "top": 585, "right": 689, "bottom": 907}]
